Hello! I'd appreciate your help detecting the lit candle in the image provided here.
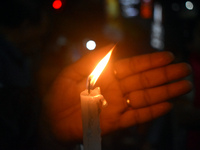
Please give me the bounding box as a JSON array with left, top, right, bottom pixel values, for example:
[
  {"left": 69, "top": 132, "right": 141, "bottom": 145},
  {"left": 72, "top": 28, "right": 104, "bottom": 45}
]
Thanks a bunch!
[{"left": 80, "top": 47, "right": 114, "bottom": 150}]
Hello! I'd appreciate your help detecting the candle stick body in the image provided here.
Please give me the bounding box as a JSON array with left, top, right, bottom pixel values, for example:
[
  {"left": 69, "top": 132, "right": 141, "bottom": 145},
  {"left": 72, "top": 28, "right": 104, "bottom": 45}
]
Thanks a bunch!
[{"left": 80, "top": 87, "right": 103, "bottom": 150}]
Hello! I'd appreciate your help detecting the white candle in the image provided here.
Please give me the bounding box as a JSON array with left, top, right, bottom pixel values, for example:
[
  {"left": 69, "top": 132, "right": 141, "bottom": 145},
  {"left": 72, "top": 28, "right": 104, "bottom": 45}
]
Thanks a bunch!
[
  {"left": 81, "top": 87, "right": 104, "bottom": 150},
  {"left": 80, "top": 46, "right": 115, "bottom": 150}
]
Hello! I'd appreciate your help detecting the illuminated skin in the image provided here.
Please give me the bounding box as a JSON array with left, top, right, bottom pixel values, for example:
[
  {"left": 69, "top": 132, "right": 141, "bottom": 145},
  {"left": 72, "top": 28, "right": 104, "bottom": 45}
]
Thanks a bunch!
[{"left": 44, "top": 44, "right": 192, "bottom": 142}]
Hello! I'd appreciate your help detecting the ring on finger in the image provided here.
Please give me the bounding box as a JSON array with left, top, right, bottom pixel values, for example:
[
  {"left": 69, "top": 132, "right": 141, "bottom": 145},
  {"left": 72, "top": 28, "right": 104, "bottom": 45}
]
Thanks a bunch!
[{"left": 126, "top": 99, "right": 131, "bottom": 107}]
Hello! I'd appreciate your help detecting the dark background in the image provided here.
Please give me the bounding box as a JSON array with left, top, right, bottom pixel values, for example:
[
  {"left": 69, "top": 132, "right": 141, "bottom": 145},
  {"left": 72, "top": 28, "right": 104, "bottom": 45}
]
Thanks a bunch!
[{"left": 1, "top": 0, "right": 200, "bottom": 149}]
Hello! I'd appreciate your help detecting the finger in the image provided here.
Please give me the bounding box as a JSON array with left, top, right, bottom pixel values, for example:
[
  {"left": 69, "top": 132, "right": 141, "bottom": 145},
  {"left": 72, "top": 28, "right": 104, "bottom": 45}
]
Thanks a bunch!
[
  {"left": 127, "top": 80, "right": 192, "bottom": 109},
  {"left": 120, "top": 63, "right": 192, "bottom": 94},
  {"left": 114, "top": 51, "right": 175, "bottom": 79},
  {"left": 119, "top": 102, "right": 172, "bottom": 128}
]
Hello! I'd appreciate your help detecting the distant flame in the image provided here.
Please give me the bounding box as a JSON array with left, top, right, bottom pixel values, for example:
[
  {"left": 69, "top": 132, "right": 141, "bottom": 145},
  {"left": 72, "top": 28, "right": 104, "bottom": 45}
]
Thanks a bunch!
[{"left": 88, "top": 46, "right": 114, "bottom": 88}]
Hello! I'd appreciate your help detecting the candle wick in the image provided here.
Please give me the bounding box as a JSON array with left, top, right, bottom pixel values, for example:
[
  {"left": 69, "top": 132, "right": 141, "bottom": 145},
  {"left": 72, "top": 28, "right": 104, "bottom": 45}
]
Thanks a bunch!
[{"left": 88, "top": 78, "right": 91, "bottom": 94}]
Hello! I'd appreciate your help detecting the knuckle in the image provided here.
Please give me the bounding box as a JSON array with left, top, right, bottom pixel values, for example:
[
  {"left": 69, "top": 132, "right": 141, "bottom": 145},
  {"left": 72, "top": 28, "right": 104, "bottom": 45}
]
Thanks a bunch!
[
  {"left": 143, "top": 89, "right": 151, "bottom": 106},
  {"left": 140, "top": 72, "right": 151, "bottom": 88}
]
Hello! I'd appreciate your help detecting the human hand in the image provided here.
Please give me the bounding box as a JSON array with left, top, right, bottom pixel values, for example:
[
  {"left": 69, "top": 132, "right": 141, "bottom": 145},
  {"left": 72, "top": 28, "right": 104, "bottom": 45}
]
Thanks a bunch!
[{"left": 43, "top": 44, "right": 192, "bottom": 142}]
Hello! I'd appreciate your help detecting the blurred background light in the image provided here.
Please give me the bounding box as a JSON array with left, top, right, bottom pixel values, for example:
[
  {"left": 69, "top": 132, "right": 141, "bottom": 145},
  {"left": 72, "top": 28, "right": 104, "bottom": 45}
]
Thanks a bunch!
[
  {"left": 52, "top": 0, "right": 62, "bottom": 9},
  {"left": 119, "top": 0, "right": 140, "bottom": 5},
  {"left": 154, "top": 3, "right": 162, "bottom": 23},
  {"left": 56, "top": 36, "right": 67, "bottom": 46},
  {"left": 143, "top": 0, "right": 151, "bottom": 2},
  {"left": 140, "top": 0, "right": 153, "bottom": 19},
  {"left": 122, "top": 6, "right": 139, "bottom": 17},
  {"left": 185, "top": 1, "right": 194, "bottom": 10},
  {"left": 120, "top": 0, "right": 140, "bottom": 17},
  {"left": 151, "top": 3, "right": 164, "bottom": 50},
  {"left": 86, "top": 40, "right": 96, "bottom": 50},
  {"left": 106, "top": 0, "right": 120, "bottom": 18},
  {"left": 171, "top": 3, "right": 180, "bottom": 12}
]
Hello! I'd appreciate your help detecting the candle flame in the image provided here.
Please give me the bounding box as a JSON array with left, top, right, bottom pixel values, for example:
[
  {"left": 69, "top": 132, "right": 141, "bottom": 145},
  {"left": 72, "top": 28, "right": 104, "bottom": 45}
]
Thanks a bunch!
[{"left": 88, "top": 46, "right": 114, "bottom": 88}]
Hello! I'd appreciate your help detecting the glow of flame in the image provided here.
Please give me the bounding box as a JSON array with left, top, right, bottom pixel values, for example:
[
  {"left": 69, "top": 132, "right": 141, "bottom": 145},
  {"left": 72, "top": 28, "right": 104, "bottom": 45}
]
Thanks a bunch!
[{"left": 88, "top": 46, "right": 114, "bottom": 88}]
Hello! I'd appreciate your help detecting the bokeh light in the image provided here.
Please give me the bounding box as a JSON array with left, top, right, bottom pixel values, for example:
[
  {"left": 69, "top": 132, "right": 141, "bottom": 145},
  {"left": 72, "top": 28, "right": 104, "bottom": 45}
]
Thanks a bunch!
[
  {"left": 52, "top": 0, "right": 62, "bottom": 9},
  {"left": 185, "top": 1, "right": 194, "bottom": 10},
  {"left": 86, "top": 40, "right": 96, "bottom": 50}
]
